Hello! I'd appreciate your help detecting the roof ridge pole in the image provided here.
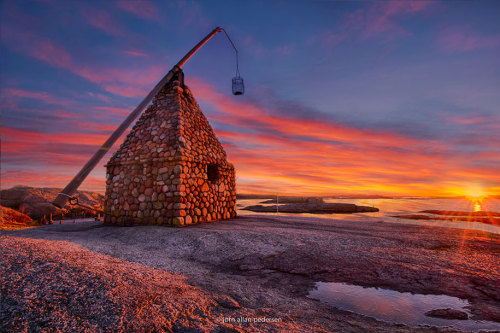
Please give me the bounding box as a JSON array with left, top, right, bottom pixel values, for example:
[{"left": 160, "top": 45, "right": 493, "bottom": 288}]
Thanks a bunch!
[{"left": 53, "top": 27, "right": 223, "bottom": 208}]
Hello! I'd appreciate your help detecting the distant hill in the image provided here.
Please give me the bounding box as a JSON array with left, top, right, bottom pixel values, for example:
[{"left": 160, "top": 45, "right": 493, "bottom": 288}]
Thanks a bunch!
[{"left": 0, "top": 185, "right": 104, "bottom": 220}]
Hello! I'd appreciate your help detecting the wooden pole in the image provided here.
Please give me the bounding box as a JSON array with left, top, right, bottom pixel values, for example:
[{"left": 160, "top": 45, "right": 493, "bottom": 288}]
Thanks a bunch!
[
  {"left": 276, "top": 192, "right": 279, "bottom": 214},
  {"left": 53, "top": 27, "right": 223, "bottom": 209}
]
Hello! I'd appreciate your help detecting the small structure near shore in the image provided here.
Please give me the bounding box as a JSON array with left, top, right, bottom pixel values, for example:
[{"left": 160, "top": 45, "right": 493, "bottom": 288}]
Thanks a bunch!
[{"left": 104, "top": 76, "right": 236, "bottom": 226}]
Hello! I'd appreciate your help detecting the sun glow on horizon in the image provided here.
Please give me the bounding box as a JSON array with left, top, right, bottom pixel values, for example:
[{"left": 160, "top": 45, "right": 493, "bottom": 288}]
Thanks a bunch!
[
  {"left": 464, "top": 183, "right": 486, "bottom": 200},
  {"left": 460, "top": 183, "right": 489, "bottom": 213}
]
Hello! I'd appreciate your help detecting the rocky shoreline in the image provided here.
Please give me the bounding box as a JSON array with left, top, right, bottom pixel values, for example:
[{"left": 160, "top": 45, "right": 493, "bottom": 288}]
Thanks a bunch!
[
  {"left": 392, "top": 210, "right": 500, "bottom": 226},
  {"left": 0, "top": 186, "right": 103, "bottom": 220},
  {"left": 243, "top": 202, "right": 379, "bottom": 214},
  {"left": 1, "top": 215, "right": 499, "bottom": 332}
]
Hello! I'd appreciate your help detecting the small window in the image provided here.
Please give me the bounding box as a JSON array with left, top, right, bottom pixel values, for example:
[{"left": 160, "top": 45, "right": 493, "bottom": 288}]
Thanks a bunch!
[{"left": 207, "top": 164, "right": 220, "bottom": 181}]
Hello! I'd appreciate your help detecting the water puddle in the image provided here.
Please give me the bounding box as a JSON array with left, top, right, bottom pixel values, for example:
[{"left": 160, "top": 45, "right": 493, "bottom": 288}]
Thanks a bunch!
[{"left": 308, "top": 282, "right": 500, "bottom": 331}]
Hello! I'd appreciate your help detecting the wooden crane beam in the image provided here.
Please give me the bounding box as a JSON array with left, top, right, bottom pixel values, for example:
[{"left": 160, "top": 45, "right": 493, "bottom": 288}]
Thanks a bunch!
[{"left": 53, "top": 27, "right": 223, "bottom": 208}]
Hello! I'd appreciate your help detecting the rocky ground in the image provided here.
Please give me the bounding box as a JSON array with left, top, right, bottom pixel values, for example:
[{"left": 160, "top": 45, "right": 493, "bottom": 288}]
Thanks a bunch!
[{"left": 1, "top": 215, "right": 499, "bottom": 332}]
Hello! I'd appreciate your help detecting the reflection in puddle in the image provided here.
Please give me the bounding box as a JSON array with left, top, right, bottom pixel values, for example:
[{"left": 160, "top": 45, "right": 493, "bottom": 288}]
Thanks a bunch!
[{"left": 308, "top": 282, "right": 500, "bottom": 331}]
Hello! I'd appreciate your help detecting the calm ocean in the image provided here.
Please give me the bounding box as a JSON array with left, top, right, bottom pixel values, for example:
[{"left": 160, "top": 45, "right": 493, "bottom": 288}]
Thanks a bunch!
[{"left": 237, "top": 197, "right": 500, "bottom": 234}]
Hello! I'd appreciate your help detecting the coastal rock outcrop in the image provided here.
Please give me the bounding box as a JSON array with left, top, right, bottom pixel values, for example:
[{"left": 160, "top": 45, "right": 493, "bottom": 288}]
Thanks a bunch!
[
  {"left": 0, "top": 205, "right": 36, "bottom": 230},
  {"left": 243, "top": 202, "right": 379, "bottom": 214},
  {"left": 392, "top": 212, "right": 500, "bottom": 226},
  {"left": 0, "top": 186, "right": 103, "bottom": 219}
]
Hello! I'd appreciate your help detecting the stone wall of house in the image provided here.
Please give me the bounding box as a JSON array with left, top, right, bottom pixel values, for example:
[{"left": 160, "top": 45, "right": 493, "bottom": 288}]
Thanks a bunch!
[{"left": 104, "top": 78, "right": 236, "bottom": 226}]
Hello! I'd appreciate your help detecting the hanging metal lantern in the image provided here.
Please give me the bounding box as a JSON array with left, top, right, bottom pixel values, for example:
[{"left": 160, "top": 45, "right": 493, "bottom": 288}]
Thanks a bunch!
[
  {"left": 232, "top": 76, "right": 244, "bottom": 95},
  {"left": 220, "top": 28, "right": 244, "bottom": 96}
]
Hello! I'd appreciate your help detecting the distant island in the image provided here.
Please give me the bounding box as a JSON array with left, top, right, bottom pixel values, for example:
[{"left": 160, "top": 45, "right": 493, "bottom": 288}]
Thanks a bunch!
[
  {"left": 243, "top": 202, "right": 379, "bottom": 214},
  {"left": 393, "top": 210, "right": 500, "bottom": 226}
]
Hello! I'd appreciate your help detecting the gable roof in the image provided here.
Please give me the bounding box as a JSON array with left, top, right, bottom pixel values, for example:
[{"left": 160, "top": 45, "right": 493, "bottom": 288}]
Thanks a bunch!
[{"left": 108, "top": 79, "right": 229, "bottom": 167}]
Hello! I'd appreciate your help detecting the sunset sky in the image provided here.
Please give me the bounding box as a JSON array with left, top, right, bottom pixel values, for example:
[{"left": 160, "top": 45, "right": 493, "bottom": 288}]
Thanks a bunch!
[{"left": 1, "top": 0, "right": 499, "bottom": 197}]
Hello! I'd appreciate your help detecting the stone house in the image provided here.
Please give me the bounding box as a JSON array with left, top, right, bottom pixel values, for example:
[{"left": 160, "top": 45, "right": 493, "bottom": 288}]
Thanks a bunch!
[{"left": 104, "top": 75, "right": 237, "bottom": 226}]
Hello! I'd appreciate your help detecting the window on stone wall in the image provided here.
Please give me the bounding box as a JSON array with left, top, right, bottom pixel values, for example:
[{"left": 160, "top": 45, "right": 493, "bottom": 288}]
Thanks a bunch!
[{"left": 207, "top": 164, "right": 220, "bottom": 182}]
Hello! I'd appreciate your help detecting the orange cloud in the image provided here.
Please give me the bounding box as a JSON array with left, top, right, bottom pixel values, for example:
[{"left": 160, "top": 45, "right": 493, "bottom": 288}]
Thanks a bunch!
[
  {"left": 188, "top": 78, "right": 499, "bottom": 196},
  {"left": 2, "top": 127, "right": 108, "bottom": 148},
  {"left": 2, "top": 74, "right": 498, "bottom": 197},
  {"left": 1, "top": 170, "right": 106, "bottom": 193}
]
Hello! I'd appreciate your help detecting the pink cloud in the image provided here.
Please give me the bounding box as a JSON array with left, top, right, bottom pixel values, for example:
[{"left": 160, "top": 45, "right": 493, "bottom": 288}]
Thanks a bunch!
[
  {"left": 190, "top": 77, "right": 422, "bottom": 149},
  {"left": 116, "top": 0, "right": 159, "bottom": 21},
  {"left": 1, "top": 23, "right": 167, "bottom": 98},
  {"left": 80, "top": 6, "right": 124, "bottom": 36},
  {"left": 3, "top": 1, "right": 44, "bottom": 27},
  {"left": 437, "top": 26, "right": 500, "bottom": 52},
  {"left": 321, "top": 31, "right": 344, "bottom": 47},
  {"left": 55, "top": 110, "right": 84, "bottom": 119},
  {"left": 75, "top": 64, "right": 167, "bottom": 97},
  {"left": 3, "top": 88, "right": 75, "bottom": 107},
  {"left": 2, "top": 76, "right": 498, "bottom": 196},
  {"left": 1, "top": 25, "right": 73, "bottom": 69},
  {"left": 0, "top": 123, "right": 126, "bottom": 192},
  {"left": 1, "top": 126, "right": 109, "bottom": 148},
  {"left": 242, "top": 35, "right": 266, "bottom": 57},
  {"left": 1, "top": 124, "right": 123, "bottom": 169},
  {"left": 100, "top": 85, "right": 148, "bottom": 98},
  {"left": 446, "top": 115, "right": 490, "bottom": 125},
  {"left": 93, "top": 106, "right": 131, "bottom": 117},
  {"left": 75, "top": 65, "right": 163, "bottom": 86},
  {"left": 4, "top": 89, "right": 56, "bottom": 103},
  {"left": 343, "top": 1, "right": 432, "bottom": 40},
  {"left": 309, "top": 30, "right": 345, "bottom": 49},
  {"left": 174, "top": 1, "right": 210, "bottom": 29},
  {"left": 86, "top": 92, "right": 112, "bottom": 103},
  {"left": 274, "top": 43, "right": 295, "bottom": 56},
  {"left": 123, "top": 50, "right": 149, "bottom": 57},
  {"left": 310, "top": 1, "right": 432, "bottom": 49}
]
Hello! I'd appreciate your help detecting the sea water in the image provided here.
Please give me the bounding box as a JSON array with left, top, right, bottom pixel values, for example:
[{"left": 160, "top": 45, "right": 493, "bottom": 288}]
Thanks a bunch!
[
  {"left": 237, "top": 197, "right": 500, "bottom": 234},
  {"left": 308, "top": 282, "right": 500, "bottom": 331}
]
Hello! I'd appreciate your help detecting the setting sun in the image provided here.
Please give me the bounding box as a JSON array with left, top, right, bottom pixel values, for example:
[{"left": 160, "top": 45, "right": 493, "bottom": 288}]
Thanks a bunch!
[{"left": 465, "top": 184, "right": 485, "bottom": 199}]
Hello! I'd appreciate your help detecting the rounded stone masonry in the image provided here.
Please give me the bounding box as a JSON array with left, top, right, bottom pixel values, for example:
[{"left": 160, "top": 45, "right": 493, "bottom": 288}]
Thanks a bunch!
[{"left": 104, "top": 78, "right": 237, "bottom": 226}]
